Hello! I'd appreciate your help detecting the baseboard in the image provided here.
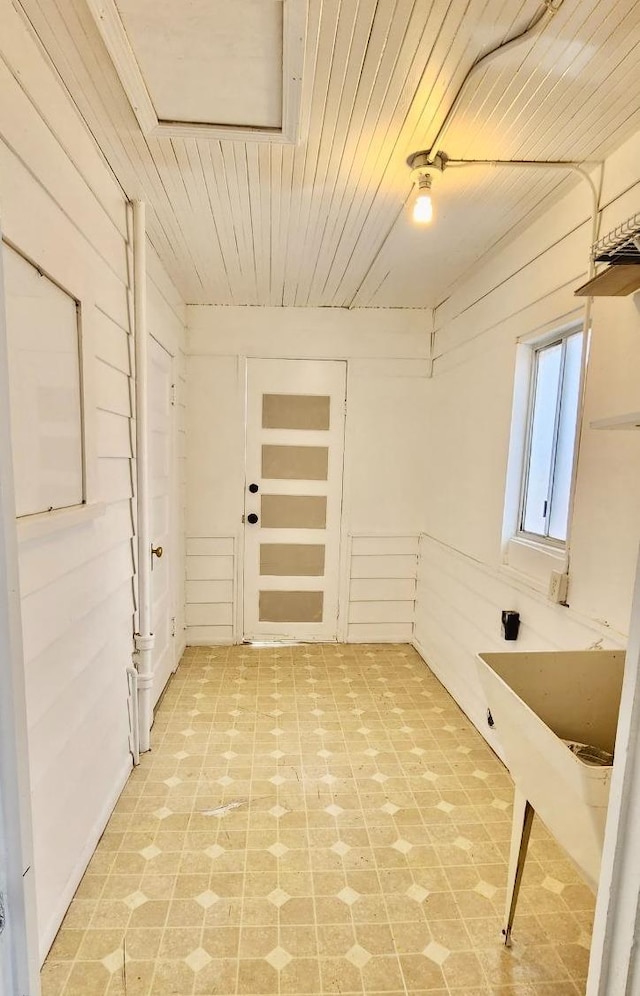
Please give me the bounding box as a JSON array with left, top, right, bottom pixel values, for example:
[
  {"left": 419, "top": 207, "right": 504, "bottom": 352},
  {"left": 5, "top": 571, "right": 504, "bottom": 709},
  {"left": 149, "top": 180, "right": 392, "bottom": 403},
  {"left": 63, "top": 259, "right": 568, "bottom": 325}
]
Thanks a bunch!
[
  {"left": 39, "top": 755, "right": 133, "bottom": 963},
  {"left": 185, "top": 638, "right": 234, "bottom": 647},
  {"left": 412, "top": 635, "right": 505, "bottom": 764},
  {"left": 347, "top": 632, "right": 415, "bottom": 644}
]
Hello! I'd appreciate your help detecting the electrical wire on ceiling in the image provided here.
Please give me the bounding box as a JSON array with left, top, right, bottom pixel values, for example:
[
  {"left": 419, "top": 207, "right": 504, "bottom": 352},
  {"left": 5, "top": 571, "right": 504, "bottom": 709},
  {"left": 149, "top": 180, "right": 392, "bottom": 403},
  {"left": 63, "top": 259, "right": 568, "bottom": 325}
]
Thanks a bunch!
[
  {"left": 428, "top": 0, "right": 566, "bottom": 166},
  {"left": 349, "top": 0, "right": 567, "bottom": 307}
]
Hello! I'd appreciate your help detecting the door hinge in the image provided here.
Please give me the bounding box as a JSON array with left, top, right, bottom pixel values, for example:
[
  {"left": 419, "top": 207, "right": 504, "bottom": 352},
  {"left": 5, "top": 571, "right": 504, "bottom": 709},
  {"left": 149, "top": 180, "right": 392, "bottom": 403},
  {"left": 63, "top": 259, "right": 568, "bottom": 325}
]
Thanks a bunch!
[
  {"left": 170, "top": 383, "right": 176, "bottom": 406},
  {"left": 171, "top": 617, "right": 176, "bottom": 637}
]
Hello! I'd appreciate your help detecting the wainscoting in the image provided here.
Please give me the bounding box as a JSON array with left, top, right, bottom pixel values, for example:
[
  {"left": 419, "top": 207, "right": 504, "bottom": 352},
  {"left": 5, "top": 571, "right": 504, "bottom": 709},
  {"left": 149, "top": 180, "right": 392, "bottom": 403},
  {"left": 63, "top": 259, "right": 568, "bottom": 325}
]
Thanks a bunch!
[
  {"left": 185, "top": 536, "right": 236, "bottom": 644},
  {"left": 346, "top": 534, "right": 418, "bottom": 643}
]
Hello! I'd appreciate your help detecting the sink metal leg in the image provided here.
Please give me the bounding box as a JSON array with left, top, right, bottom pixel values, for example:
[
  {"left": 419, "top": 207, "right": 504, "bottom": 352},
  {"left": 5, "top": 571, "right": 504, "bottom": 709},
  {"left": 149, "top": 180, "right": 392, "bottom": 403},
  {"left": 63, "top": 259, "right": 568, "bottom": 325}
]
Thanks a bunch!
[{"left": 503, "top": 788, "right": 535, "bottom": 947}]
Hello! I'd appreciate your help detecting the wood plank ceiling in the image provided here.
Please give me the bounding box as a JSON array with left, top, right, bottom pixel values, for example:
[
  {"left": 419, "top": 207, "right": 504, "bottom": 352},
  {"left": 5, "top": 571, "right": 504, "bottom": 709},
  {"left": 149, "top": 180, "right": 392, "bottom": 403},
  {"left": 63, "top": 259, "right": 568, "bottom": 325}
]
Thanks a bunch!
[{"left": 16, "top": 0, "right": 640, "bottom": 308}]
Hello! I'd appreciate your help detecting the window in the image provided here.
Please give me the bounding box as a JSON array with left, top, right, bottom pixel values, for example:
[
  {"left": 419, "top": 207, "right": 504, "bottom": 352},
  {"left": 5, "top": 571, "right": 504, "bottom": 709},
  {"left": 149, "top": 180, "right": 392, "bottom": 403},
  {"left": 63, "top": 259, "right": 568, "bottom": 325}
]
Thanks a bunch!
[
  {"left": 3, "top": 244, "right": 84, "bottom": 518},
  {"left": 519, "top": 327, "right": 583, "bottom": 544}
]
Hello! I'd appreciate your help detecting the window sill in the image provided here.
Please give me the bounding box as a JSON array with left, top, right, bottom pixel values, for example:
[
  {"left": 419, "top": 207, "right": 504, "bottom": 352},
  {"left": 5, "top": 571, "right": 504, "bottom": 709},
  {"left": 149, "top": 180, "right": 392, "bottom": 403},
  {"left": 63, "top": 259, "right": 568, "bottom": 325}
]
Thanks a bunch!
[
  {"left": 502, "top": 535, "right": 568, "bottom": 594},
  {"left": 17, "top": 502, "right": 106, "bottom": 543}
]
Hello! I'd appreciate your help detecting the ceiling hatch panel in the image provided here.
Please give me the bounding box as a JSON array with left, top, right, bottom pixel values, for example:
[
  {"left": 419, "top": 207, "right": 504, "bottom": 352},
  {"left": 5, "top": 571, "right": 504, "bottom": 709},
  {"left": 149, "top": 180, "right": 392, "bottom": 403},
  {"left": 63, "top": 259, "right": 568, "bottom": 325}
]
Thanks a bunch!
[
  {"left": 86, "top": 0, "right": 305, "bottom": 142},
  {"left": 117, "top": 0, "right": 282, "bottom": 128}
]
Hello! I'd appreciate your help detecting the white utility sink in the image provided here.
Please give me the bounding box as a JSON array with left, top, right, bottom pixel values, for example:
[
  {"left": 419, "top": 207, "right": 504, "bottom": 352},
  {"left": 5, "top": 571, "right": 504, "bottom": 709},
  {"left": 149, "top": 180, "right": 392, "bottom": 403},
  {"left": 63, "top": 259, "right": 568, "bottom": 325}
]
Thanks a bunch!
[{"left": 477, "top": 649, "right": 625, "bottom": 943}]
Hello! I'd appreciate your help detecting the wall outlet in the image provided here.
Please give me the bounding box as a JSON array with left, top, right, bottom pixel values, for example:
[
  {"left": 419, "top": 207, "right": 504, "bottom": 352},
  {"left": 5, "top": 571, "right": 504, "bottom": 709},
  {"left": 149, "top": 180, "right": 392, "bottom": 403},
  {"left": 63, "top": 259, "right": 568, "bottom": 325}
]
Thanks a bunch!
[{"left": 549, "top": 570, "right": 569, "bottom": 604}]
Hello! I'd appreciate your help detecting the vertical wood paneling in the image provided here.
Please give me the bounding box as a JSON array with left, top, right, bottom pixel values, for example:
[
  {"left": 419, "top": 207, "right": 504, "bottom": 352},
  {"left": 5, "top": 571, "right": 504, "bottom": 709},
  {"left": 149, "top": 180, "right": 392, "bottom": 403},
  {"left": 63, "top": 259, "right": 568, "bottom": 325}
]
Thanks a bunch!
[
  {"left": 414, "top": 138, "right": 640, "bottom": 749},
  {"left": 413, "top": 533, "right": 626, "bottom": 741},
  {"left": 15, "top": 0, "right": 640, "bottom": 308},
  {"left": 0, "top": 0, "right": 187, "bottom": 959}
]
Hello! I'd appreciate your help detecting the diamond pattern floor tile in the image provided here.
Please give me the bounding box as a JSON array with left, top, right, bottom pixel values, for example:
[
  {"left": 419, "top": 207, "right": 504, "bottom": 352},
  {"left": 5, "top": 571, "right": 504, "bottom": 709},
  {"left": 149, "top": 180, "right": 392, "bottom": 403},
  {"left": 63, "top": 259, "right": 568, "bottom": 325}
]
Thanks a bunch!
[{"left": 42, "top": 643, "right": 595, "bottom": 996}]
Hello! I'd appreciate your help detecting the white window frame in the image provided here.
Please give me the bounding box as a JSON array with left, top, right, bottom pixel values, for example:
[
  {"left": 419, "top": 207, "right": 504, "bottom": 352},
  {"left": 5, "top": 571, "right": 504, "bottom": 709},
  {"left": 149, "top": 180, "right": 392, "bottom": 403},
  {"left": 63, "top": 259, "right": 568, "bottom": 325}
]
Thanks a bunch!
[
  {"left": 502, "top": 318, "right": 587, "bottom": 591},
  {"left": 517, "top": 325, "right": 584, "bottom": 548}
]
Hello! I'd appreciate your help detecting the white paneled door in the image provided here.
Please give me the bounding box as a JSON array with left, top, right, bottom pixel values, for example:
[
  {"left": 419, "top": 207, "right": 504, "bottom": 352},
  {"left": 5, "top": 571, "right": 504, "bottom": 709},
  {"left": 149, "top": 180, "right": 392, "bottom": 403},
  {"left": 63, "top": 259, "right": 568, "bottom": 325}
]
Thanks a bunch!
[
  {"left": 149, "top": 335, "right": 175, "bottom": 703},
  {"left": 243, "top": 359, "right": 347, "bottom": 642}
]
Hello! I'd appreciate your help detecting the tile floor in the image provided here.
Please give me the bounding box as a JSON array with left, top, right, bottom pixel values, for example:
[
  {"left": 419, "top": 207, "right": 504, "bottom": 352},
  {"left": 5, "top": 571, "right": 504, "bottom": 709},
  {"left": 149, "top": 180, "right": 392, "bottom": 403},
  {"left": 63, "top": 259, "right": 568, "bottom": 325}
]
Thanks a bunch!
[{"left": 41, "top": 644, "right": 595, "bottom": 996}]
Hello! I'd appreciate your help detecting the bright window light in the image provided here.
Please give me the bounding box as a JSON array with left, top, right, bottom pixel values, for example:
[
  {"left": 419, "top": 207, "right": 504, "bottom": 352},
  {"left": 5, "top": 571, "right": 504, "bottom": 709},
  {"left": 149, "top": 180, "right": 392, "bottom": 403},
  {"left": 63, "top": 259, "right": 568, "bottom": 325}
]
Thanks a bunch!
[{"left": 520, "top": 328, "right": 583, "bottom": 543}]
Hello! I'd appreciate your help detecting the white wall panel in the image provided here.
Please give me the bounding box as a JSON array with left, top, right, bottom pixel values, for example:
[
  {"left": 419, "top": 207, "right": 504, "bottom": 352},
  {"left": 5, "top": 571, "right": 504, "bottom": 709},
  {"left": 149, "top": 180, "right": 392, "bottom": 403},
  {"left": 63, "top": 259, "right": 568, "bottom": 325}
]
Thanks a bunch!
[
  {"left": 185, "top": 539, "right": 236, "bottom": 644},
  {"left": 345, "top": 534, "right": 418, "bottom": 643},
  {"left": 187, "top": 537, "right": 235, "bottom": 556},
  {"left": 414, "top": 129, "right": 640, "bottom": 746},
  {"left": 185, "top": 309, "right": 428, "bottom": 644},
  {"left": 186, "top": 579, "right": 234, "bottom": 603},
  {"left": 0, "top": 0, "right": 186, "bottom": 958},
  {"left": 349, "top": 578, "right": 416, "bottom": 601},
  {"left": 186, "top": 554, "right": 235, "bottom": 582},
  {"left": 350, "top": 554, "right": 417, "bottom": 579}
]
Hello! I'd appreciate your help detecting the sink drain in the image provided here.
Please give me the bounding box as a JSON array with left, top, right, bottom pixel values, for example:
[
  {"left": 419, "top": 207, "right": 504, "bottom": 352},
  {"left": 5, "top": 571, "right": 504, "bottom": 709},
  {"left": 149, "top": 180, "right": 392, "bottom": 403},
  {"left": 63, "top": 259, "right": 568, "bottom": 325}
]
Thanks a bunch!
[{"left": 564, "top": 740, "right": 613, "bottom": 766}]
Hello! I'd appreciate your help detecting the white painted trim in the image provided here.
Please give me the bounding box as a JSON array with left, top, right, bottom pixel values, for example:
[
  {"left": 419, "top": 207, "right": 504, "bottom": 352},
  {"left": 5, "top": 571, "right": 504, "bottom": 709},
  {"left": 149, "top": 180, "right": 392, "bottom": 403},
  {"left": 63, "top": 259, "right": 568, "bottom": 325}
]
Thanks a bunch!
[
  {"left": 590, "top": 412, "right": 640, "bottom": 430},
  {"left": 336, "top": 366, "right": 352, "bottom": 644},
  {"left": 85, "top": 0, "right": 307, "bottom": 144},
  {"left": 503, "top": 536, "right": 568, "bottom": 594},
  {"left": 16, "top": 500, "right": 106, "bottom": 543},
  {"left": 187, "top": 637, "right": 234, "bottom": 647},
  {"left": 132, "top": 201, "right": 154, "bottom": 753},
  {"left": 0, "top": 224, "right": 41, "bottom": 993},
  {"left": 232, "top": 533, "right": 242, "bottom": 645},
  {"left": 348, "top": 531, "right": 421, "bottom": 538},
  {"left": 337, "top": 534, "right": 353, "bottom": 644},
  {"left": 235, "top": 355, "right": 248, "bottom": 645},
  {"left": 348, "top": 630, "right": 413, "bottom": 644},
  {"left": 40, "top": 757, "right": 132, "bottom": 961},
  {"left": 587, "top": 541, "right": 640, "bottom": 994},
  {"left": 412, "top": 635, "right": 506, "bottom": 765},
  {"left": 419, "top": 531, "right": 627, "bottom": 646}
]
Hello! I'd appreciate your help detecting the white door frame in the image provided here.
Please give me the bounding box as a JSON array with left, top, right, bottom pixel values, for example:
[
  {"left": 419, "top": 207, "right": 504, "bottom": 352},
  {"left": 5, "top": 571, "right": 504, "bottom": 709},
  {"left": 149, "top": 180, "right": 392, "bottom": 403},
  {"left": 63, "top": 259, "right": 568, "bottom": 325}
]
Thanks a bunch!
[
  {"left": 149, "top": 332, "right": 177, "bottom": 699},
  {"left": 587, "top": 539, "right": 640, "bottom": 994},
  {"left": 241, "top": 357, "right": 347, "bottom": 643},
  {"left": 0, "top": 226, "right": 41, "bottom": 992}
]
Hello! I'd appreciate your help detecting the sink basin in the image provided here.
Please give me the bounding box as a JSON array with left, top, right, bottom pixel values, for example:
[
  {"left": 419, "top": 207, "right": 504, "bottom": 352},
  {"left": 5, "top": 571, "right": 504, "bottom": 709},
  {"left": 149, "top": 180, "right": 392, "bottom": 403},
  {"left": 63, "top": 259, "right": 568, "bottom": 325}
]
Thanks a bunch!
[{"left": 476, "top": 649, "right": 624, "bottom": 941}]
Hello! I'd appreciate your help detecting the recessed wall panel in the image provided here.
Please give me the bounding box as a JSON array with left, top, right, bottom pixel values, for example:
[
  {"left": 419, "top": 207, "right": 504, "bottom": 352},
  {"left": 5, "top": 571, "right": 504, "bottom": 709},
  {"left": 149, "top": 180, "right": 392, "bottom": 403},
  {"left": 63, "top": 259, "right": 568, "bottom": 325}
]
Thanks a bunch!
[
  {"left": 262, "top": 445, "right": 328, "bottom": 480},
  {"left": 260, "top": 544, "right": 325, "bottom": 576},
  {"left": 261, "top": 495, "right": 327, "bottom": 529},
  {"left": 262, "top": 394, "right": 330, "bottom": 430},
  {"left": 259, "top": 590, "right": 324, "bottom": 623}
]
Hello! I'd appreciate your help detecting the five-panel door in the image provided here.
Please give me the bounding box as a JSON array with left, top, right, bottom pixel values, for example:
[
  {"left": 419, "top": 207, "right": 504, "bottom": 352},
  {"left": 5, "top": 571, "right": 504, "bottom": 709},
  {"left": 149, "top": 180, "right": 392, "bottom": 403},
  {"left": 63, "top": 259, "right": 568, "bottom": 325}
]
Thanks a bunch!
[{"left": 243, "top": 359, "right": 347, "bottom": 641}]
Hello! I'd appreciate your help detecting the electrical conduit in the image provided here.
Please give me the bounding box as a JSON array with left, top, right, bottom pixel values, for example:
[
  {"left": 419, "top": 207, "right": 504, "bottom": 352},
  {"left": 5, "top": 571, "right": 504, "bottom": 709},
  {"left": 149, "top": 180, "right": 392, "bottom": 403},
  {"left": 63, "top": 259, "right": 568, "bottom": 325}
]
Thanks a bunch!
[{"left": 428, "top": 0, "right": 565, "bottom": 166}]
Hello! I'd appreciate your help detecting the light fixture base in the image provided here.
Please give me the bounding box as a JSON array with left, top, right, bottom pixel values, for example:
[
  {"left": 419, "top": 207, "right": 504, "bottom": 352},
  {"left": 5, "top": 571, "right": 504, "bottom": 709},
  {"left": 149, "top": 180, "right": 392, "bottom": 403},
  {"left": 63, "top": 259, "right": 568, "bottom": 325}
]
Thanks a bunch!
[{"left": 406, "top": 150, "right": 447, "bottom": 178}]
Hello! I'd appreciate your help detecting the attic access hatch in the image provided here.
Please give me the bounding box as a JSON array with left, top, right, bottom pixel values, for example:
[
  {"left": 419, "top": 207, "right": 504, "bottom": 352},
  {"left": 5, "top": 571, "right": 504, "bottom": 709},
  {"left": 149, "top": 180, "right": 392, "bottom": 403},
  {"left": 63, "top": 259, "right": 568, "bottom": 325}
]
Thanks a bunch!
[
  {"left": 575, "top": 212, "right": 640, "bottom": 297},
  {"left": 86, "top": 0, "right": 307, "bottom": 143}
]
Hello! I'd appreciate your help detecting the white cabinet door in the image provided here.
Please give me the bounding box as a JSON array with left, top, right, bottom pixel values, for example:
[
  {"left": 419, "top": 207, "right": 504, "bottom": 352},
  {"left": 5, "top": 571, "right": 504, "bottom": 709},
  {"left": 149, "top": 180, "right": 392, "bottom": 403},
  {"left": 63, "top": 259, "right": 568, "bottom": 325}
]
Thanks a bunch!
[{"left": 243, "top": 359, "right": 346, "bottom": 642}]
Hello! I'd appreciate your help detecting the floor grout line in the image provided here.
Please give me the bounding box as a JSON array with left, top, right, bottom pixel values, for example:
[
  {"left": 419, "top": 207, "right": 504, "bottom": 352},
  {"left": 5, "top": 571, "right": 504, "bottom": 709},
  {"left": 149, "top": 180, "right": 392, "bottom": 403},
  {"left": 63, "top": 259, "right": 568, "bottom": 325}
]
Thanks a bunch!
[{"left": 41, "top": 643, "right": 593, "bottom": 996}]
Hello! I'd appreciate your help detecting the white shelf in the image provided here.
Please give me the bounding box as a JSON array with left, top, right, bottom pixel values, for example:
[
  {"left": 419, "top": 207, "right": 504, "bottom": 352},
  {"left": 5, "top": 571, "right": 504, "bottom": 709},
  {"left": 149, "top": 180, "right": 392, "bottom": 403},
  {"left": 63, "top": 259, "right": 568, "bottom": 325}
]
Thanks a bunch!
[{"left": 590, "top": 412, "right": 640, "bottom": 430}]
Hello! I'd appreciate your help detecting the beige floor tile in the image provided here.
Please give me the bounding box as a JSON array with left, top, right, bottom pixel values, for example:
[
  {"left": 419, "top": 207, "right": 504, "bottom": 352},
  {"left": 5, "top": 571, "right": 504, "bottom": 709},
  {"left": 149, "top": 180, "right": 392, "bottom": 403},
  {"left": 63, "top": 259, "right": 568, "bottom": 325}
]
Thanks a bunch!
[{"left": 43, "top": 644, "right": 594, "bottom": 996}]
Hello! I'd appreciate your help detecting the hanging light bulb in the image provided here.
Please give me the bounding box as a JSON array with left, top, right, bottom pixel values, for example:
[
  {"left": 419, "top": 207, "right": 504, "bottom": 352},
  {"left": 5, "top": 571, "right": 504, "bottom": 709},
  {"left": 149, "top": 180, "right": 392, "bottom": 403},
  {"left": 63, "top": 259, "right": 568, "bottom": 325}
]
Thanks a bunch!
[
  {"left": 412, "top": 174, "right": 433, "bottom": 224},
  {"left": 406, "top": 151, "right": 446, "bottom": 227}
]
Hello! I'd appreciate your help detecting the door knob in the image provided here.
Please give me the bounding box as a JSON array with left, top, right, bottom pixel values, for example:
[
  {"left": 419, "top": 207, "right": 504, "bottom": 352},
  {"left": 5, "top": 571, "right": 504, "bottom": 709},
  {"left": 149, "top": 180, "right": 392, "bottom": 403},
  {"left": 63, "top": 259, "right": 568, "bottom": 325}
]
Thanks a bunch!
[
  {"left": 249, "top": 483, "right": 259, "bottom": 493},
  {"left": 151, "top": 544, "right": 163, "bottom": 559},
  {"left": 247, "top": 513, "right": 259, "bottom": 524}
]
